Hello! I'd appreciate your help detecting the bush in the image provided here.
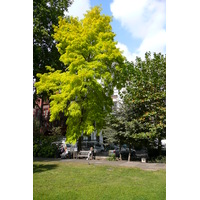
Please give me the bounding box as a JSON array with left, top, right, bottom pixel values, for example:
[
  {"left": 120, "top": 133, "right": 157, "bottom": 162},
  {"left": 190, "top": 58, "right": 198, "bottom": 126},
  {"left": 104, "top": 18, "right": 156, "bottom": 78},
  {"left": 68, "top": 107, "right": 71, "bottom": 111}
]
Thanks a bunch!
[
  {"left": 33, "top": 135, "right": 61, "bottom": 158},
  {"left": 33, "top": 118, "right": 40, "bottom": 135},
  {"left": 108, "top": 154, "right": 116, "bottom": 161},
  {"left": 155, "top": 156, "right": 166, "bottom": 163},
  {"left": 33, "top": 144, "right": 41, "bottom": 157},
  {"left": 148, "top": 156, "right": 166, "bottom": 163}
]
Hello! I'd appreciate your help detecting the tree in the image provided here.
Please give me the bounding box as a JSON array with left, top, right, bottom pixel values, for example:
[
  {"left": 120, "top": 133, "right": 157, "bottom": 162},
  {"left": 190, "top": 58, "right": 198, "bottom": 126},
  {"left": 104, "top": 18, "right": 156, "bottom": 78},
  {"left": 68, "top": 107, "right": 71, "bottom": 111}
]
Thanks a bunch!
[
  {"left": 35, "top": 6, "right": 125, "bottom": 143},
  {"left": 104, "top": 52, "right": 166, "bottom": 160},
  {"left": 104, "top": 102, "right": 142, "bottom": 162},
  {"left": 33, "top": 0, "right": 73, "bottom": 128},
  {"left": 123, "top": 52, "right": 166, "bottom": 156},
  {"left": 33, "top": 0, "right": 73, "bottom": 77},
  {"left": 103, "top": 106, "right": 127, "bottom": 160}
]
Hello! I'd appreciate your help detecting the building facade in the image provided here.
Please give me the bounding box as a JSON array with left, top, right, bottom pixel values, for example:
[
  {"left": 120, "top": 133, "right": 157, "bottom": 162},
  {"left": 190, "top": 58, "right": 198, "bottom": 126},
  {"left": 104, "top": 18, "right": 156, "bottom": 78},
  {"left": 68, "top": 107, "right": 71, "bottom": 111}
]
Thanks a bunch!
[{"left": 33, "top": 88, "right": 120, "bottom": 141}]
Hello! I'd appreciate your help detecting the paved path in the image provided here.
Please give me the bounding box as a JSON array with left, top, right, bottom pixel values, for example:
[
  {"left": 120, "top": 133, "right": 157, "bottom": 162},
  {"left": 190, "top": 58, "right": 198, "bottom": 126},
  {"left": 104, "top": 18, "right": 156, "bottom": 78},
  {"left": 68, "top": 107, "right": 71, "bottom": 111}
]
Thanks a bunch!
[{"left": 34, "top": 158, "right": 166, "bottom": 171}]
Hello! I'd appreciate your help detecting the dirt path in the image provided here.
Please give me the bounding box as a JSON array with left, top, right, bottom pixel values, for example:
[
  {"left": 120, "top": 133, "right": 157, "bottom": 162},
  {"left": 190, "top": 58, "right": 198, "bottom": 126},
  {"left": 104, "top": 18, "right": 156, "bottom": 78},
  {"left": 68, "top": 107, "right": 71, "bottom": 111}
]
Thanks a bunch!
[{"left": 34, "top": 158, "right": 166, "bottom": 171}]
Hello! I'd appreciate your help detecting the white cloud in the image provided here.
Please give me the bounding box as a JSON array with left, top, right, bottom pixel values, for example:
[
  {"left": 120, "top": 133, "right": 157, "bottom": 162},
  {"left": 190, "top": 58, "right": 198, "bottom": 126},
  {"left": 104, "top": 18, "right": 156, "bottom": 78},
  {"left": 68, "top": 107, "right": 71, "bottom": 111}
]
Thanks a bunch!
[
  {"left": 132, "top": 29, "right": 166, "bottom": 60},
  {"left": 65, "top": 0, "right": 91, "bottom": 20},
  {"left": 110, "top": 0, "right": 166, "bottom": 39},
  {"left": 137, "top": 29, "right": 166, "bottom": 54},
  {"left": 116, "top": 42, "right": 141, "bottom": 62},
  {"left": 116, "top": 42, "right": 135, "bottom": 62},
  {"left": 117, "top": 29, "right": 166, "bottom": 62},
  {"left": 111, "top": 0, "right": 166, "bottom": 59}
]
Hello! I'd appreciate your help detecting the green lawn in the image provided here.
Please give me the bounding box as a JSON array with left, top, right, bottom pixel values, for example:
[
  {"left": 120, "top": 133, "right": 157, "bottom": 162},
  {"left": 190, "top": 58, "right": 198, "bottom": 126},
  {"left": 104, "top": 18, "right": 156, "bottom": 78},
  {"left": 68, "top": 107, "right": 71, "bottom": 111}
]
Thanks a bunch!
[{"left": 33, "top": 161, "right": 166, "bottom": 200}]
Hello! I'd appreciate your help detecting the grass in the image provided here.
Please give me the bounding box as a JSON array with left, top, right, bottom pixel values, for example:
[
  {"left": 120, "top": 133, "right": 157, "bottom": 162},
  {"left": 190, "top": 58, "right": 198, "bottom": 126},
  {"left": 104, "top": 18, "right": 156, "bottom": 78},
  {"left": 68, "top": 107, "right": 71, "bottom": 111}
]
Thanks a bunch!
[{"left": 33, "top": 161, "right": 166, "bottom": 200}]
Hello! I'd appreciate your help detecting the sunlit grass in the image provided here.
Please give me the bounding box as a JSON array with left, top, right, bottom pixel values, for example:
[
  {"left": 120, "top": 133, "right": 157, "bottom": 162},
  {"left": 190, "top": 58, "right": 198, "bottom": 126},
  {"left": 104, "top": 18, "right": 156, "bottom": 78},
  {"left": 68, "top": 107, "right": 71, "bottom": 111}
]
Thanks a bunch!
[{"left": 33, "top": 161, "right": 165, "bottom": 200}]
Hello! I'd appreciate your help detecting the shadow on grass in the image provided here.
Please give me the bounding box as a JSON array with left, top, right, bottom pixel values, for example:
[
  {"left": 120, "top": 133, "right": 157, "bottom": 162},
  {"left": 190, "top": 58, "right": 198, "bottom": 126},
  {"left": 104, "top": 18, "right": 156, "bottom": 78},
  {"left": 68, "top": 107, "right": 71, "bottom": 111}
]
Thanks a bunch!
[
  {"left": 33, "top": 157, "right": 62, "bottom": 162},
  {"left": 33, "top": 163, "right": 58, "bottom": 174}
]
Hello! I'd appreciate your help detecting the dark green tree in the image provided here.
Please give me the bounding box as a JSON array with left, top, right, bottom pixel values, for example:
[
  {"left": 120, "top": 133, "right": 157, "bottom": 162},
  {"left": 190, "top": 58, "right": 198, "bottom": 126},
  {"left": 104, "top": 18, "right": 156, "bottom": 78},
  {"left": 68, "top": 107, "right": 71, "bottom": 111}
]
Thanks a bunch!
[
  {"left": 103, "top": 106, "right": 127, "bottom": 160},
  {"left": 104, "top": 102, "right": 140, "bottom": 161},
  {"left": 104, "top": 52, "right": 166, "bottom": 160},
  {"left": 33, "top": 0, "right": 73, "bottom": 77},
  {"left": 123, "top": 52, "right": 166, "bottom": 156},
  {"left": 33, "top": 0, "right": 73, "bottom": 128}
]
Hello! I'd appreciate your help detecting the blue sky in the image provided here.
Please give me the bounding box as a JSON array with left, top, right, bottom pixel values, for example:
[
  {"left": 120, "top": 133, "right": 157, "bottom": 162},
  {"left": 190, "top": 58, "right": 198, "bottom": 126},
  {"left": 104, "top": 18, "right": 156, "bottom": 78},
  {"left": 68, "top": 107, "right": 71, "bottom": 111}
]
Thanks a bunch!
[{"left": 66, "top": 0, "right": 166, "bottom": 61}]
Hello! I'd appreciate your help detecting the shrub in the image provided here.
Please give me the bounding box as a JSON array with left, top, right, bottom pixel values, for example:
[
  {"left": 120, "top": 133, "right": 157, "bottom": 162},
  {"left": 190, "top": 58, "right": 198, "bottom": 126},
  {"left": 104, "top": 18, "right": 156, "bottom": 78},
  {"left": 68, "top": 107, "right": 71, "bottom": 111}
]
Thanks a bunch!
[
  {"left": 108, "top": 154, "right": 116, "bottom": 161},
  {"left": 33, "top": 144, "right": 41, "bottom": 157},
  {"left": 33, "top": 135, "right": 61, "bottom": 158},
  {"left": 33, "top": 118, "right": 40, "bottom": 135},
  {"left": 148, "top": 156, "right": 166, "bottom": 163},
  {"left": 155, "top": 156, "right": 166, "bottom": 163}
]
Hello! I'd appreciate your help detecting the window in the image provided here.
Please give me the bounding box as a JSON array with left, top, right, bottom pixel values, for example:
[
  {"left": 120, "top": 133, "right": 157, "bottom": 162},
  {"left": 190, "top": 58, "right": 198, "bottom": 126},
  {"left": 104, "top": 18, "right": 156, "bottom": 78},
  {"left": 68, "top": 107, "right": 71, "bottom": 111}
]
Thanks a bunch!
[
  {"left": 83, "top": 136, "right": 88, "bottom": 141},
  {"left": 94, "top": 132, "right": 96, "bottom": 140},
  {"left": 43, "top": 109, "right": 48, "bottom": 117}
]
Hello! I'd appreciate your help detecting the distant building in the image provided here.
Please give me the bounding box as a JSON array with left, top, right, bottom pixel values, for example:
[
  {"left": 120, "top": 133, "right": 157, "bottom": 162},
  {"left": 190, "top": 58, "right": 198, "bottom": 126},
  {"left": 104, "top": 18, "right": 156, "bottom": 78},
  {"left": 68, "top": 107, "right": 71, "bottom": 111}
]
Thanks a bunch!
[
  {"left": 111, "top": 89, "right": 119, "bottom": 110},
  {"left": 33, "top": 98, "right": 50, "bottom": 129}
]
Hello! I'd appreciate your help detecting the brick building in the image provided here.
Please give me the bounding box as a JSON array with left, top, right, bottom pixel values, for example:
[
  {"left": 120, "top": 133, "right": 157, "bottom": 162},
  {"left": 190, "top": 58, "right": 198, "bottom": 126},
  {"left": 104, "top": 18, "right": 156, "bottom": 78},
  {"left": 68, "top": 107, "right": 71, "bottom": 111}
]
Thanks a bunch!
[
  {"left": 33, "top": 98, "right": 50, "bottom": 128},
  {"left": 33, "top": 88, "right": 120, "bottom": 140}
]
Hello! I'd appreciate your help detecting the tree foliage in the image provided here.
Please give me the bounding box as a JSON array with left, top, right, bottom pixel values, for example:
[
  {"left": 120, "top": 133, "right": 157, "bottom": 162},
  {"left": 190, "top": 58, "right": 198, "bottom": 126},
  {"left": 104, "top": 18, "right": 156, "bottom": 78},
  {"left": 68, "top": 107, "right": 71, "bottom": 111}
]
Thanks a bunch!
[
  {"left": 33, "top": 0, "right": 73, "bottom": 78},
  {"left": 123, "top": 52, "right": 166, "bottom": 142},
  {"left": 103, "top": 104, "right": 126, "bottom": 145},
  {"left": 35, "top": 6, "right": 125, "bottom": 143},
  {"left": 33, "top": 0, "right": 73, "bottom": 128},
  {"left": 104, "top": 52, "right": 166, "bottom": 158}
]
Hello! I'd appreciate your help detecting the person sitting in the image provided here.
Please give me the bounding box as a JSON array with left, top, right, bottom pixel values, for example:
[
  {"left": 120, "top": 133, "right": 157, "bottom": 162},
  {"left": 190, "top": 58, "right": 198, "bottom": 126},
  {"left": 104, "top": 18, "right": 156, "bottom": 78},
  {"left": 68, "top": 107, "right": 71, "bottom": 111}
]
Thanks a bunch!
[
  {"left": 90, "top": 146, "right": 94, "bottom": 159},
  {"left": 86, "top": 149, "right": 91, "bottom": 160},
  {"left": 86, "top": 146, "right": 94, "bottom": 160},
  {"left": 60, "top": 146, "right": 68, "bottom": 159}
]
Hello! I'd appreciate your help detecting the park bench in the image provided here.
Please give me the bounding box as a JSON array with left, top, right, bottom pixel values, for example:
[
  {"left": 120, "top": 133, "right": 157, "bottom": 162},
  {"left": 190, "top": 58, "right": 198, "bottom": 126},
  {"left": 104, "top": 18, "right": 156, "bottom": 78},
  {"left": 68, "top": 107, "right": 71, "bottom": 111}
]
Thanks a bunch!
[{"left": 77, "top": 151, "right": 90, "bottom": 159}]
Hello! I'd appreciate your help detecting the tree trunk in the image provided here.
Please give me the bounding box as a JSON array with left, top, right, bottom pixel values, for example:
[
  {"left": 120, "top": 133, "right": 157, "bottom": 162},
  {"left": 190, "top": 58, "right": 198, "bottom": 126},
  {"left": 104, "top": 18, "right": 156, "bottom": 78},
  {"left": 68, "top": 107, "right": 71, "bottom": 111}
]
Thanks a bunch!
[
  {"left": 119, "top": 142, "right": 122, "bottom": 161},
  {"left": 158, "top": 137, "right": 162, "bottom": 156},
  {"left": 39, "top": 96, "right": 43, "bottom": 129},
  {"left": 128, "top": 146, "right": 131, "bottom": 162},
  {"left": 78, "top": 137, "right": 82, "bottom": 152}
]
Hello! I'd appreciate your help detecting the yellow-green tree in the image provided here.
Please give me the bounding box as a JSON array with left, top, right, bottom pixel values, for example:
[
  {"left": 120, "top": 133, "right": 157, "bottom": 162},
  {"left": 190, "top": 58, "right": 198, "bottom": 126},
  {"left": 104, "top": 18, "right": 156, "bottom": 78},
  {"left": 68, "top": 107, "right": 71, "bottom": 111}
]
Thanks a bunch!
[{"left": 35, "top": 6, "right": 125, "bottom": 143}]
